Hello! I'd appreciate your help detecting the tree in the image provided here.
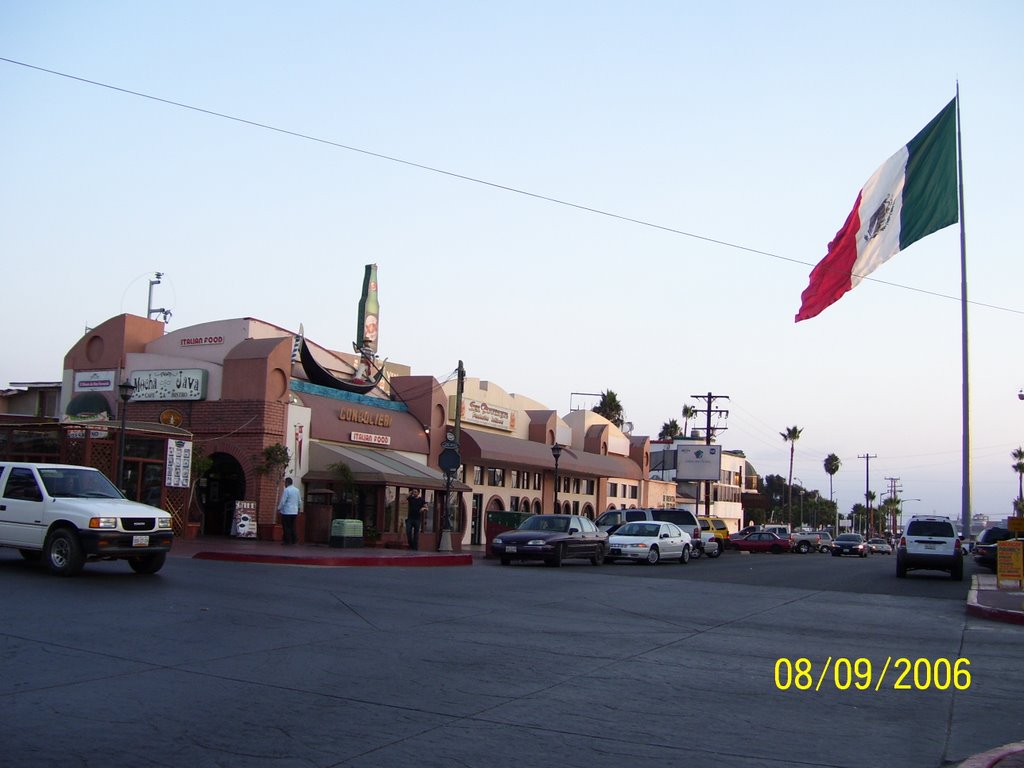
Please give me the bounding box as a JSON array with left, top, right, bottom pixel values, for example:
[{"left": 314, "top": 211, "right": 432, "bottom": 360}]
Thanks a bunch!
[
  {"left": 823, "top": 453, "right": 841, "bottom": 519},
  {"left": 255, "top": 443, "right": 292, "bottom": 516},
  {"left": 658, "top": 419, "right": 681, "bottom": 440},
  {"left": 1012, "top": 447, "right": 1024, "bottom": 505},
  {"left": 780, "top": 426, "right": 803, "bottom": 527},
  {"left": 681, "top": 405, "right": 698, "bottom": 439},
  {"left": 593, "top": 390, "right": 625, "bottom": 428}
]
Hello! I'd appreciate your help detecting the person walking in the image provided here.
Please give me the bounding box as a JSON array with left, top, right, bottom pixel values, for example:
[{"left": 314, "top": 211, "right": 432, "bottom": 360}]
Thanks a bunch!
[
  {"left": 406, "top": 489, "right": 426, "bottom": 550},
  {"left": 278, "top": 477, "right": 301, "bottom": 545}
]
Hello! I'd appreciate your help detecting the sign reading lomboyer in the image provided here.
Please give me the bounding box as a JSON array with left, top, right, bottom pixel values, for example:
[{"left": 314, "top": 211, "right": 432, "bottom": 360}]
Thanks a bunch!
[{"left": 339, "top": 408, "right": 392, "bottom": 428}]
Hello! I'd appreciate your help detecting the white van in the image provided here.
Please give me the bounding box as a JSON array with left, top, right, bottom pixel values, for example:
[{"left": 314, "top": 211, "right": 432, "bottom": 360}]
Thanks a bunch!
[{"left": 0, "top": 463, "right": 174, "bottom": 576}]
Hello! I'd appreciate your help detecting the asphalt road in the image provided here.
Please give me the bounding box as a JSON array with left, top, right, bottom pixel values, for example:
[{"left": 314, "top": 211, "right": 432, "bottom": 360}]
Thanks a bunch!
[{"left": 0, "top": 547, "right": 1019, "bottom": 768}]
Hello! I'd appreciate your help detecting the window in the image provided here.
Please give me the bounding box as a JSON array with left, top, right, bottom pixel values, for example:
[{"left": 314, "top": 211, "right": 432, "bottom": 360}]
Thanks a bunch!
[
  {"left": 630, "top": 485, "right": 638, "bottom": 499},
  {"left": 609, "top": 482, "right": 618, "bottom": 497},
  {"left": 572, "top": 478, "right": 581, "bottom": 494},
  {"left": 562, "top": 476, "right": 570, "bottom": 493},
  {"left": 572, "top": 500, "right": 579, "bottom": 515},
  {"left": 533, "top": 472, "right": 542, "bottom": 491},
  {"left": 583, "top": 479, "right": 595, "bottom": 495},
  {"left": 472, "top": 466, "right": 483, "bottom": 485},
  {"left": 487, "top": 468, "right": 505, "bottom": 487},
  {"left": 510, "top": 469, "right": 520, "bottom": 489},
  {"left": 510, "top": 496, "right": 520, "bottom": 511},
  {"left": 3, "top": 467, "right": 43, "bottom": 502}
]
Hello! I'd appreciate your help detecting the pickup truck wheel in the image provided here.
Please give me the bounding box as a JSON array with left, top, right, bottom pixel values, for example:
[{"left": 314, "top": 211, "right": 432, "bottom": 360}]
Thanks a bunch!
[
  {"left": 128, "top": 552, "right": 166, "bottom": 575},
  {"left": 45, "top": 529, "right": 85, "bottom": 577},
  {"left": 796, "top": 541, "right": 810, "bottom": 554},
  {"left": 679, "top": 545, "right": 690, "bottom": 564},
  {"left": 707, "top": 543, "right": 721, "bottom": 558},
  {"left": 819, "top": 545, "right": 830, "bottom": 553},
  {"left": 18, "top": 549, "right": 41, "bottom": 562},
  {"left": 645, "top": 546, "right": 660, "bottom": 565}
]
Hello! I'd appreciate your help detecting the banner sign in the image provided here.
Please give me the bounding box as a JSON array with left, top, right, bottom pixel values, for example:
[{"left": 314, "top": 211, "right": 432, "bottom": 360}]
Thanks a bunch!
[
  {"left": 165, "top": 439, "right": 193, "bottom": 488},
  {"left": 74, "top": 370, "right": 116, "bottom": 392},
  {"left": 131, "top": 369, "right": 208, "bottom": 401}
]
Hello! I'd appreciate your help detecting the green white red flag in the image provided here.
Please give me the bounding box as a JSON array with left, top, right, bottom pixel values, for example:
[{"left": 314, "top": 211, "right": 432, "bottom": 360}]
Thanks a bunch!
[{"left": 795, "top": 99, "right": 959, "bottom": 322}]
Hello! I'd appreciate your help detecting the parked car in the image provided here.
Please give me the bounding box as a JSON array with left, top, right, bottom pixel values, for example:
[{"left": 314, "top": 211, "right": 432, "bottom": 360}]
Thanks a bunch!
[
  {"left": 595, "top": 508, "right": 704, "bottom": 555},
  {"left": 866, "top": 537, "right": 893, "bottom": 555},
  {"left": 491, "top": 514, "right": 607, "bottom": 567},
  {"left": 897, "top": 515, "right": 964, "bottom": 580},
  {"left": 698, "top": 516, "right": 732, "bottom": 550},
  {"left": 832, "top": 533, "right": 868, "bottom": 557},
  {"left": 606, "top": 521, "right": 693, "bottom": 565},
  {"left": 973, "top": 527, "right": 1015, "bottom": 572},
  {"left": 0, "top": 462, "right": 174, "bottom": 576},
  {"left": 731, "top": 531, "right": 791, "bottom": 554},
  {"left": 811, "top": 531, "right": 835, "bottom": 552},
  {"left": 789, "top": 530, "right": 821, "bottom": 554}
]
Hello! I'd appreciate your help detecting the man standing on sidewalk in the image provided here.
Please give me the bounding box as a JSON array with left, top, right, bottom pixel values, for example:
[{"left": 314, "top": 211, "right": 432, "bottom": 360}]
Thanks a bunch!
[
  {"left": 406, "top": 489, "right": 425, "bottom": 550},
  {"left": 278, "top": 477, "right": 301, "bottom": 545}
]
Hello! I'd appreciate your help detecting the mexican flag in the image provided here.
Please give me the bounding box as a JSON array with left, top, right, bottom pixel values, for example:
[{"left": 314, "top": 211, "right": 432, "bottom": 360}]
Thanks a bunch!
[{"left": 795, "top": 99, "right": 959, "bottom": 322}]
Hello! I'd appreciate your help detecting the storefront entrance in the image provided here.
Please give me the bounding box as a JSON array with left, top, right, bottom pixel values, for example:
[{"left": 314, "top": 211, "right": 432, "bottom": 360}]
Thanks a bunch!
[{"left": 201, "top": 453, "right": 246, "bottom": 536}]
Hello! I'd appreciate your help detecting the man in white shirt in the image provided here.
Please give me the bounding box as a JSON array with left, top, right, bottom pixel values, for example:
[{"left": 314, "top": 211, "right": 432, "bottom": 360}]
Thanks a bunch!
[{"left": 278, "top": 477, "right": 301, "bottom": 545}]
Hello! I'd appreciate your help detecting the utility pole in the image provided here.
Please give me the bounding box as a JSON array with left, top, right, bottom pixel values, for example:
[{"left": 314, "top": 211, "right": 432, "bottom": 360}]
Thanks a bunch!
[
  {"left": 437, "top": 360, "right": 465, "bottom": 553},
  {"left": 690, "top": 392, "right": 729, "bottom": 518},
  {"left": 859, "top": 453, "right": 876, "bottom": 536}
]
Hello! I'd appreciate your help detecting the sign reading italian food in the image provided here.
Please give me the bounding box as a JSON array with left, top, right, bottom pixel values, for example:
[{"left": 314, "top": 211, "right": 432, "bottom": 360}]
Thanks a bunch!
[{"left": 351, "top": 431, "right": 391, "bottom": 446}]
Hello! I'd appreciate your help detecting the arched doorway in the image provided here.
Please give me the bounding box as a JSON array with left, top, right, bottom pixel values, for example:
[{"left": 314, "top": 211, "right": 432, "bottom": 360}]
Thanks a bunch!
[{"left": 201, "top": 452, "right": 246, "bottom": 536}]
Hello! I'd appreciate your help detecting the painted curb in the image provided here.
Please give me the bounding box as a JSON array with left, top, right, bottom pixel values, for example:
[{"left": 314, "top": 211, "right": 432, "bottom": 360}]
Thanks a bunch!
[
  {"left": 957, "top": 741, "right": 1024, "bottom": 768},
  {"left": 192, "top": 551, "right": 473, "bottom": 567}
]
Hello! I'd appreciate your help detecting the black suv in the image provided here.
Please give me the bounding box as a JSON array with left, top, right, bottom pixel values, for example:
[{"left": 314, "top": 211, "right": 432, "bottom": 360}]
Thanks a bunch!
[{"left": 972, "top": 527, "right": 1015, "bottom": 572}]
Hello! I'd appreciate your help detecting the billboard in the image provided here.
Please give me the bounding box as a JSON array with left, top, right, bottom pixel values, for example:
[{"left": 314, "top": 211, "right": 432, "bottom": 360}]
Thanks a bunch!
[{"left": 675, "top": 445, "right": 722, "bottom": 481}]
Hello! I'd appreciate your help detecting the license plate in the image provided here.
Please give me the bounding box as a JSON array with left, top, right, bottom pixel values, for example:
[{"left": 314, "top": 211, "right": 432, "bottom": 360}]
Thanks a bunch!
[
  {"left": 132, "top": 535, "right": 150, "bottom": 547},
  {"left": 505, "top": 545, "right": 517, "bottom": 553},
  {"left": 924, "top": 544, "right": 936, "bottom": 550}
]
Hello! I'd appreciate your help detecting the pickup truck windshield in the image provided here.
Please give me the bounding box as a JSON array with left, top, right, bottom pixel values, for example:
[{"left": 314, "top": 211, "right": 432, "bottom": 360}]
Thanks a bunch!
[{"left": 38, "top": 468, "right": 123, "bottom": 499}]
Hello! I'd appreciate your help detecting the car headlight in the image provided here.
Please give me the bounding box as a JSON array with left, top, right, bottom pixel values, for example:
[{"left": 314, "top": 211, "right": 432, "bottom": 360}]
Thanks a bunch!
[
  {"left": 88, "top": 517, "right": 117, "bottom": 529},
  {"left": 492, "top": 537, "right": 503, "bottom": 545},
  {"left": 157, "top": 517, "right": 173, "bottom": 530},
  {"left": 627, "top": 543, "right": 649, "bottom": 549},
  {"left": 526, "top": 539, "right": 547, "bottom": 546}
]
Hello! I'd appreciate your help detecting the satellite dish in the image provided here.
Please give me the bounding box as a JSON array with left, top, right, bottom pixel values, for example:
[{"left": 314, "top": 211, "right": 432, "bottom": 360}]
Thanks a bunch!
[{"left": 622, "top": 421, "right": 633, "bottom": 435}]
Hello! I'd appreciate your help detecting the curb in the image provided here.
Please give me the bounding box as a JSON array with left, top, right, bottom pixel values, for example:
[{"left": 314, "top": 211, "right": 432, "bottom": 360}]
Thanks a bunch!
[
  {"left": 192, "top": 551, "right": 474, "bottom": 567},
  {"left": 958, "top": 741, "right": 1024, "bottom": 768},
  {"left": 965, "top": 575, "right": 1024, "bottom": 626}
]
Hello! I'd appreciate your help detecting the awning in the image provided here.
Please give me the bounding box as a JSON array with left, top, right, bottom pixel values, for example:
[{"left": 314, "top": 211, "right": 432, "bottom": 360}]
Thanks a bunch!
[
  {"left": 65, "top": 392, "right": 111, "bottom": 418},
  {"left": 305, "top": 441, "right": 470, "bottom": 492},
  {"left": 461, "top": 428, "right": 642, "bottom": 480}
]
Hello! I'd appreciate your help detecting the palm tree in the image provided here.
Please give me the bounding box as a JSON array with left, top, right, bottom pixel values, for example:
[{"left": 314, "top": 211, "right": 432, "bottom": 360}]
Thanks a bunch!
[
  {"left": 780, "top": 426, "right": 803, "bottom": 527},
  {"left": 593, "top": 390, "right": 625, "bottom": 428},
  {"left": 824, "top": 453, "right": 841, "bottom": 532},
  {"left": 681, "top": 405, "right": 698, "bottom": 439},
  {"left": 1012, "top": 447, "right": 1024, "bottom": 504},
  {"left": 659, "top": 419, "right": 681, "bottom": 440}
]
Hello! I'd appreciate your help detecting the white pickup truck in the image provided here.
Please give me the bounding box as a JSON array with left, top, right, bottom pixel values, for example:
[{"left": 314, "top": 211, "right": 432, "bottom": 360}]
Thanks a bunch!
[{"left": 0, "top": 462, "right": 174, "bottom": 576}]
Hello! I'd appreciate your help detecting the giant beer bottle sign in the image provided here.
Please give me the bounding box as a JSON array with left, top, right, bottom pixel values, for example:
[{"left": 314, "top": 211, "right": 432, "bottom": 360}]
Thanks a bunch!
[{"left": 356, "top": 263, "right": 379, "bottom": 354}]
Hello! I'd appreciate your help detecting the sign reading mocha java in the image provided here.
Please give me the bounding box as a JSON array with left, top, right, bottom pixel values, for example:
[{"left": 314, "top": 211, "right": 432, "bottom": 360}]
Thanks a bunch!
[
  {"left": 339, "top": 408, "right": 392, "bottom": 428},
  {"left": 130, "top": 369, "right": 208, "bottom": 401},
  {"left": 461, "top": 399, "right": 515, "bottom": 432}
]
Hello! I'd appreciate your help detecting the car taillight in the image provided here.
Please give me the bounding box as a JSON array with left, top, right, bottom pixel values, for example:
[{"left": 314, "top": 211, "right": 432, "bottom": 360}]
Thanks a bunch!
[
  {"left": 899, "top": 536, "right": 906, "bottom": 548},
  {"left": 954, "top": 538, "right": 962, "bottom": 552}
]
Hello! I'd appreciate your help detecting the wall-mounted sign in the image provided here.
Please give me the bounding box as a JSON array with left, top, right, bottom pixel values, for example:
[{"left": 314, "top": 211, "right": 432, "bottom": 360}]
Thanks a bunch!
[
  {"left": 459, "top": 398, "right": 516, "bottom": 432},
  {"left": 351, "top": 431, "right": 391, "bottom": 447},
  {"left": 676, "top": 445, "right": 722, "bottom": 481},
  {"left": 179, "top": 335, "right": 225, "bottom": 347},
  {"left": 130, "top": 369, "right": 208, "bottom": 401},
  {"left": 339, "top": 408, "right": 392, "bottom": 428},
  {"left": 165, "top": 439, "right": 193, "bottom": 488},
  {"left": 74, "top": 370, "right": 116, "bottom": 392},
  {"left": 159, "top": 408, "right": 185, "bottom": 427}
]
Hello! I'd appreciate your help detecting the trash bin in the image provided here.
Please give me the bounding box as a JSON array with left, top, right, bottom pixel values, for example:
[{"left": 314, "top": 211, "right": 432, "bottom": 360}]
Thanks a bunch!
[{"left": 329, "top": 518, "right": 363, "bottom": 548}]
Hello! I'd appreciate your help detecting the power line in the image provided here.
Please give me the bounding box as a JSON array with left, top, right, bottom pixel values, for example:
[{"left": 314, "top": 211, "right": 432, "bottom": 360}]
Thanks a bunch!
[{"left": 3, "top": 56, "right": 1022, "bottom": 317}]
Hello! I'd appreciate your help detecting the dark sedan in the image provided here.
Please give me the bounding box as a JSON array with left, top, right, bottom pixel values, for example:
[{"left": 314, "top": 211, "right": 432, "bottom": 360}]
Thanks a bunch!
[
  {"left": 491, "top": 514, "right": 608, "bottom": 567},
  {"left": 731, "top": 531, "right": 792, "bottom": 554},
  {"left": 832, "top": 533, "right": 868, "bottom": 557},
  {"left": 973, "top": 527, "right": 1015, "bottom": 572}
]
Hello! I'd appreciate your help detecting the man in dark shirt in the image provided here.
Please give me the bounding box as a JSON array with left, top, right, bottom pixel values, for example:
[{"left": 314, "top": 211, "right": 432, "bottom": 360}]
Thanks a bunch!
[{"left": 406, "top": 489, "right": 426, "bottom": 550}]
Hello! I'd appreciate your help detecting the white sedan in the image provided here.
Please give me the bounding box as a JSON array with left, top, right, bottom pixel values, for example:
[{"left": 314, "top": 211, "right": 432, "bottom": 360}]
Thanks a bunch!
[{"left": 606, "top": 521, "right": 693, "bottom": 565}]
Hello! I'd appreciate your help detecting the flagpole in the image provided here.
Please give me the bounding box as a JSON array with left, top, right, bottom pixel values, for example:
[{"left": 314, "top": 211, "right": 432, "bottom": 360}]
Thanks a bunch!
[{"left": 956, "top": 83, "right": 971, "bottom": 543}]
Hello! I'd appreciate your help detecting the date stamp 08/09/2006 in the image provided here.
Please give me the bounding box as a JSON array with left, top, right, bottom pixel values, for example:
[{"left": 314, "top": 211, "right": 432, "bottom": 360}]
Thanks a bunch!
[{"left": 774, "top": 657, "right": 972, "bottom": 692}]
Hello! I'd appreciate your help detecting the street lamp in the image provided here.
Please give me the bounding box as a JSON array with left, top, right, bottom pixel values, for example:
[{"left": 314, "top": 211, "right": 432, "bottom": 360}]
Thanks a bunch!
[
  {"left": 551, "top": 443, "right": 563, "bottom": 514},
  {"left": 793, "top": 477, "right": 804, "bottom": 528},
  {"left": 117, "top": 380, "right": 136, "bottom": 495}
]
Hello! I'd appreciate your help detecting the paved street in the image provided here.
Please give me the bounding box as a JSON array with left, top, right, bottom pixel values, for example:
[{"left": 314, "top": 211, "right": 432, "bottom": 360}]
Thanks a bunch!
[{"left": 0, "top": 547, "right": 1020, "bottom": 767}]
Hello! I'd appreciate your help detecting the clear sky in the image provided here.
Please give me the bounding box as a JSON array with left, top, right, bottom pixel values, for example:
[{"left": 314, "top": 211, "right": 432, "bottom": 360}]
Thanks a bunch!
[{"left": 2, "top": 1, "right": 1022, "bottom": 526}]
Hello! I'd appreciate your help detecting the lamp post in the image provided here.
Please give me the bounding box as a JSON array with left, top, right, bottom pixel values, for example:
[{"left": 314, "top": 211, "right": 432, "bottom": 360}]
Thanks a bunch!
[
  {"left": 117, "top": 380, "right": 136, "bottom": 495},
  {"left": 551, "top": 443, "right": 563, "bottom": 514},
  {"left": 793, "top": 477, "right": 804, "bottom": 528}
]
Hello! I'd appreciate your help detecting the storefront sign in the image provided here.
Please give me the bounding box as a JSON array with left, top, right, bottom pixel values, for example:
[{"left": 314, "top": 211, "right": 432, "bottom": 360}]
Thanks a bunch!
[
  {"left": 74, "top": 370, "right": 116, "bottom": 392},
  {"left": 130, "top": 369, "right": 208, "bottom": 401},
  {"left": 179, "top": 335, "right": 225, "bottom": 347},
  {"left": 339, "top": 408, "right": 392, "bottom": 427},
  {"left": 165, "top": 439, "right": 193, "bottom": 488},
  {"left": 460, "top": 399, "right": 516, "bottom": 432},
  {"left": 66, "top": 428, "right": 86, "bottom": 440},
  {"left": 231, "top": 500, "right": 257, "bottom": 538},
  {"left": 159, "top": 408, "right": 185, "bottom": 427},
  {"left": 997, "top": 540, "right": 1023, "bottom": 588},
  {"left": 351, "top": 431, "right": 391, "bottom": 446}
]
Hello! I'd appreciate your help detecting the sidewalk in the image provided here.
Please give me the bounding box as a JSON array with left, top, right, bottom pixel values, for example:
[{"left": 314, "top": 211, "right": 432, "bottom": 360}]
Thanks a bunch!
[
  {"left": 169, "top": 535, "right": 478, "bottom": 567},
  {"left": 966, "top": 572, "right": 1024, "bottom": 626}
]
